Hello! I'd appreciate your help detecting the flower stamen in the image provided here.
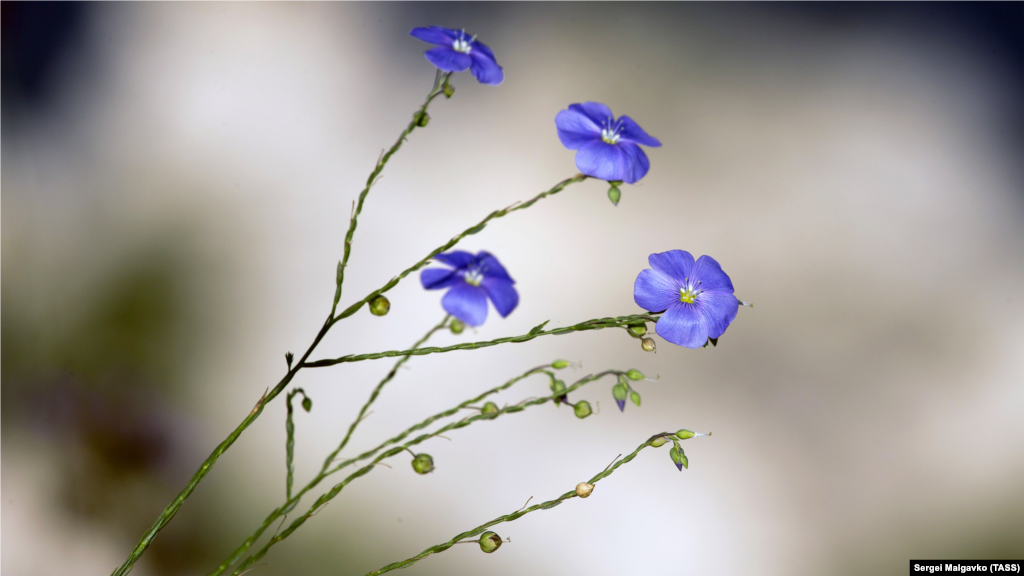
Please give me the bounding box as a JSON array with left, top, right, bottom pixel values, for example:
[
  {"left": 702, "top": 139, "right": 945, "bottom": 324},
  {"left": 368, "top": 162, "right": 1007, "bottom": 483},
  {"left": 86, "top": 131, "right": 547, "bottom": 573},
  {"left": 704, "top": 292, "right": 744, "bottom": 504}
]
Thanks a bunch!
[
  {"left": 600, "top": 117, "right": 622, "bottom": 145},
  {"left": 453, "top": 30, "right": 473, "bottom": 54},
  {"left": 464, "top": 268, "right": 484, "bottom": 286}
]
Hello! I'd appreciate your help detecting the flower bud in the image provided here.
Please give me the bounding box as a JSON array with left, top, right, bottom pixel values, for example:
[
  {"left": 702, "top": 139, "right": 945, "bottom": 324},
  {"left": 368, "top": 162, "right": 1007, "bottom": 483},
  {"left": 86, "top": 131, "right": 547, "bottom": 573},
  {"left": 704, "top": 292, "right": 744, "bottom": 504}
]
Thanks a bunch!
[
  {"left": 629, "top": 390, "right": 641, "bottom": 407},
  {"left": 627, "top": 323, "right": 647, "bottom": 337},
  {"left": 650, "top": 436, "right": 668, "bottom": 447},
  {"left": 612, "top": 382, "right": 628, "bottom": 412},
  {"left": 481, "top": 401, "right": 499, "bottom": 416},
  {"left": 285, "top": 351, "right": 294, "bottom": 369},
  {"left": 369, "top": 295, "right": 390, "bottom": 316},
  {"left": 443, "top": 82, "right": 455, "bottom": 99},
  {"left": 575, "top": 482, "right": 594, "bottom": 498},
  {"left": 669, "top": 445, "right": 688, "bottom": 471},
  {"left": 573, "top": 400, "right": 593, "bottom": 419},
  {"left": 449, "top": 318, "right": 465, "bottom": 334},
  {"left": 641, "top": 337, "right": 657, "bottom": 353},
  {"left": 625, "top": 369, "right": 645, "bottom": 381},
  {"left": 479, "top": 531, "right": 502, "bottom": 553},
  {"left": 302, "top": 397, "right": 313, "bottom": 412},
  {"left": 414, "top": 111, "right": 430, "bottom": 127},
  {"left": 411, "top": 453, "right": 434, "bottom": 475},
  {"left": 607, "top": 183, "right": 621, "bottom": 206},
  {"left": 551, "top": 359, "right": 572, "bottom": 369},
  {"left": 550, "top": 379, "right": 568, "bottom": 405}
]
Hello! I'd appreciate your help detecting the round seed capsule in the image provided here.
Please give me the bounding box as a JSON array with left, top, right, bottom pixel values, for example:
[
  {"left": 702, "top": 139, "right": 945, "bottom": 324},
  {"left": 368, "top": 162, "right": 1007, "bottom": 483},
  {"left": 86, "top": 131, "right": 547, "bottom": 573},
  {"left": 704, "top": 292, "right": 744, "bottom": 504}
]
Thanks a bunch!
[
  {"left": 411, "top": 453, "right": 434, "bottom": 475},
  {"left": 479, "top": 531, "right": 503, "bottom": 553},
  {"left": 575, "top": 482, "right": 594, "bottom": 498},
  {"left": 449, "top": 318, "right": 465, "bottom": 334},
  {"left": 481, "top": 401, "right": 499, "bottom": 416},
  {"left": 641, "top": 337, "right": 657, "bottom": 353},
  {"left": 369, "top": 295, "right": 391, "bottom": 316},
  {"left": 573, "top": 401, "right": 593, "bottom": 419}
]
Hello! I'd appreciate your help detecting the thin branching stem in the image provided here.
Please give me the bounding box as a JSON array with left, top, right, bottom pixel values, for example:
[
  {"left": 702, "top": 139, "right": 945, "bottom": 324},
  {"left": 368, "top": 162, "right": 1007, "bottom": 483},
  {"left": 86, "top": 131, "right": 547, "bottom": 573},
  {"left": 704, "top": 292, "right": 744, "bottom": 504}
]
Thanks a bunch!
[
  {"left": 363, "top": 434, "right": 667, "bottom": 575},
  {"left": 321, "top": 315, "right": 450, "bottom": 471},
  {"left": 227, "top": 370, "right": 624, "bottom": 574},
  {"left": 330, "top": 173, "right": 589, "bottom": 324},
  {"left": 115, "top": 72, "right": 452, "bottom": 576}
]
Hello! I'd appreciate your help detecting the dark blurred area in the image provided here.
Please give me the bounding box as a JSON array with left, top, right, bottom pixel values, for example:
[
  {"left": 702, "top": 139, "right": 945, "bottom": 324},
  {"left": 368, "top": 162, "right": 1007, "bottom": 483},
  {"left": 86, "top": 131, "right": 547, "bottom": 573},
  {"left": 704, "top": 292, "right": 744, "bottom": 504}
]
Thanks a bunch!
[{"left": 2, "top": 3, "right": 1022, "bottom": 575}]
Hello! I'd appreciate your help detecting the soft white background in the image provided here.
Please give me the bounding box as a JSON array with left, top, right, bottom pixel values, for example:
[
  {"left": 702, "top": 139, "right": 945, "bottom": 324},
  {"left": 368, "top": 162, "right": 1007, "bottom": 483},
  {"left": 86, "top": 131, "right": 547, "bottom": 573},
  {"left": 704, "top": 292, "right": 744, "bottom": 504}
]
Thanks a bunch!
[{"left": 3, "top": 3, "right": 1022, "bottom": 575}]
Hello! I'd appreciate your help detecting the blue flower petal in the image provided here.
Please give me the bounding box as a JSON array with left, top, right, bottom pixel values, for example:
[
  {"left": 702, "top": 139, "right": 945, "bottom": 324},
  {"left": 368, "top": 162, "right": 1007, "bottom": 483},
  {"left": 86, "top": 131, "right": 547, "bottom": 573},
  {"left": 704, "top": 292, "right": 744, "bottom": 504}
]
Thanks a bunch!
[
  {"left": 575, "top": 140, "right": 631, "bottom": 182},
  {"left": 410, "top": 27, "right": 455, "bottom": 45},
  {"left": 433, "top": 251, "right": 476, "bottom": 269},
  {"left": 470, "top": 39, "right": 498, "bottom": 63},
  {"left": 442, "top": 282, "right": 488, "bottom": 326},
  {"left": 696, "top": 292, "right": 739, "bottom": 339},
  {"left": 477, "top": 251, "right": 513, "bottom": 282},
  {"left": 421, "top": 268, "right": 458, "bottom": 290},
  {"left": 482, "top": 277, "right": 518, "bottom": 317},
  {"left": 425, "top": 46, "right": 472, "bottom": 72},
  {"left": 555, "top": 108, "right": 601, "bottom": 150},
  {"left": 656, "top": 303, "right": 708, "bottom": 348},
  {"left": 618, "top": 116, "right": 662, "bottom": 147},
  {"left": 569, "top": 102, "right": 614, "bottom": 125},
  {"left": 619, "top": 142, "right": 651, "bottom": 184},
  {"left": 648, "top": 250, "right": 695, "bottom": 283},
  {"left": 690, "top": 255, "right": 734, "bottom": 293},
  {"left": 634, "top": 268, "right": 681, "bottom": 312},
  {"left": 469, "top": 51, "right": 503, "bottom": 85}
]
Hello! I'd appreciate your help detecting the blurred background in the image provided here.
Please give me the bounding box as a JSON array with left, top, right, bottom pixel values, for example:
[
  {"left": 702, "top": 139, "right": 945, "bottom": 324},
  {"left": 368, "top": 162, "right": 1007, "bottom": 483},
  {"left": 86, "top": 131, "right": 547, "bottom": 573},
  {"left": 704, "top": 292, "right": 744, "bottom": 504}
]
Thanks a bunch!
[{"left": 3, "top": 3, "right": 1023, "bottom": 575}]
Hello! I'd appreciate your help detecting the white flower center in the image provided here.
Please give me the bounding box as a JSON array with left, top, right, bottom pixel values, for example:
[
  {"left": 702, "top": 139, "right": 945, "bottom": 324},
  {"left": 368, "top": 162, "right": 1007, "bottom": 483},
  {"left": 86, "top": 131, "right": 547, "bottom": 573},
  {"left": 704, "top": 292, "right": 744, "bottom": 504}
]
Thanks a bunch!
[
  {"left": 600, "top": 117, "right": 624, "bottom": 145},
  {"left": 464, "top": 269, "right": 484, "bottom": 286},
  {"left": 679, "top": 279, "right": 703, "bottom": 304},
  {"left": 452, "top": 31, "right": 475, "bottom": 54}
]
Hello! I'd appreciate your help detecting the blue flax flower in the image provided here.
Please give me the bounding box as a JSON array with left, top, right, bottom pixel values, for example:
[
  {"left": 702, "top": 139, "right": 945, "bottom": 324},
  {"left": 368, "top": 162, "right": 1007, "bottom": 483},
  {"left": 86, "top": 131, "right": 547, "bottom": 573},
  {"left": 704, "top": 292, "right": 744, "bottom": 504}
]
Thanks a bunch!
[
  {"left": 555, "top": 102, "right": 661, "bottom": 184},
  {"left": 421, "top": 251, "right": 518, "bottom": 326},
  {"left": 410, "top": 26, "right": 503, "bottom": 85},
  {"left": 633, "top": 250, "right": 739, "bottom": 349}
]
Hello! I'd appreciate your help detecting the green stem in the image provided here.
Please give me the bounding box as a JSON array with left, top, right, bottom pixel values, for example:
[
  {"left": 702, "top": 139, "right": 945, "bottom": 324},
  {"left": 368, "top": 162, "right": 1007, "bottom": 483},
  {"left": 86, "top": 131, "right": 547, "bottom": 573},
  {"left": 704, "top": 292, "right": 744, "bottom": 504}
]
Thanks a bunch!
[
  {"left": 115, "top": 72, "right": 452, "bottom": 576},
  {"left": 320, "top": 315, "right": 450, "bottom": 475},
  {"left": 332, "top": 70, "right": 452, "bottom": 316},
  {"left": 305, "top": 313, "right": 660, "bottom": 368},
  {"left": 229, "top": 370, "right": 623, "bottom": 574},
  {"left": 208, "top": 363, "right": 553, "bottom": 576},
  {"left": 285, "top": 388, "right": 308, "bottom": 500},
  {"left": 364, "top": 434, "right": 665, "bottom": 575},
  {"left": 330, "top": 173, "right": 588, "bottom": 323}
]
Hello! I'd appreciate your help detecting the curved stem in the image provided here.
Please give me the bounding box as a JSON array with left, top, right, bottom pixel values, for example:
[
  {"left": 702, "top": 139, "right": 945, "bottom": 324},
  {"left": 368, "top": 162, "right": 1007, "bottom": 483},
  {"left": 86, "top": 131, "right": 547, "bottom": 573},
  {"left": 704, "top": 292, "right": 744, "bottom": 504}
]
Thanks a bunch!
[
  {"left": 364, "top": 433, "right": 665, "bottom": 575},
  {"left": 322, "top": 315, "right": 450, "bottom": 471},
  {"left": 228, "top": 370, "right": 623, "bottom": 574},
  {"left": 331, "top": 173, "right": 588, "bottom": 323},
  {"left": 332, "top": 70, "right": 452, "bottom": 316},
  {"left": 115, "top": 71, "right": 452, "bottom": 576},
  {"left": 305, "top": 313, "right": 660, "bottom": 368}
]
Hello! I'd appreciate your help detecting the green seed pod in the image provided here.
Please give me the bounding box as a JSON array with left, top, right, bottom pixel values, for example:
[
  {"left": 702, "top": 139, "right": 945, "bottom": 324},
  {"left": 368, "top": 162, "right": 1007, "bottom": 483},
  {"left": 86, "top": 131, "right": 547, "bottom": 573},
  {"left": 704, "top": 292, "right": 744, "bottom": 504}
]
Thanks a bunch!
[
  {"left": 676, "top": 429, "right": 696, "bottom": 440},
  {"left": 607, "top": 184, "right": 621, "bottom": 206},
  {"left": 612, "top": 382, "right": 628, "bottom": 402},
  {"left": 650, "top": 436, "right": 668, "bottom": 448},
  {"left": 301, "top": 397, "right": 313, "bottom": 412},
  {"left": 625, "top": 369, "right": 645, "bottom": 381},
  {"left": 629, "top": 390, "right": 641, "bottom": 407},
  {"left": 449, "top": 318, "right": 465, "bottom": 334},
  {"left": 627, "top": 323, "right": 647, "bottom": 337},
  {"left": 369, "top": 295, "right": 390, "bottom": 316},
  {"left": 552, "top": 359, "right": 571, "bottom": 369},
  {"left": 479, "top": 531, "right": 503, "bottom": 553},
  {"left": 481, "top": 401, "right": 499, "bottom": 416},
  {"left": 550, "top": 379, "right": 566, "bottom": 395},
  {"left": 443, "top": 82, "right": 455, "bottom": 99},
  {"left": 641, "top": 337, "right": 657, "bottom": 353},
  {"left": 411, "top": 453, "right": 434, "bottom": 475},
  {"left": 574, "top": 400, "right": 593, "bottom": 419},
  {"left": 414, "top": 111, "right": 430, "bottom": 127}
]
